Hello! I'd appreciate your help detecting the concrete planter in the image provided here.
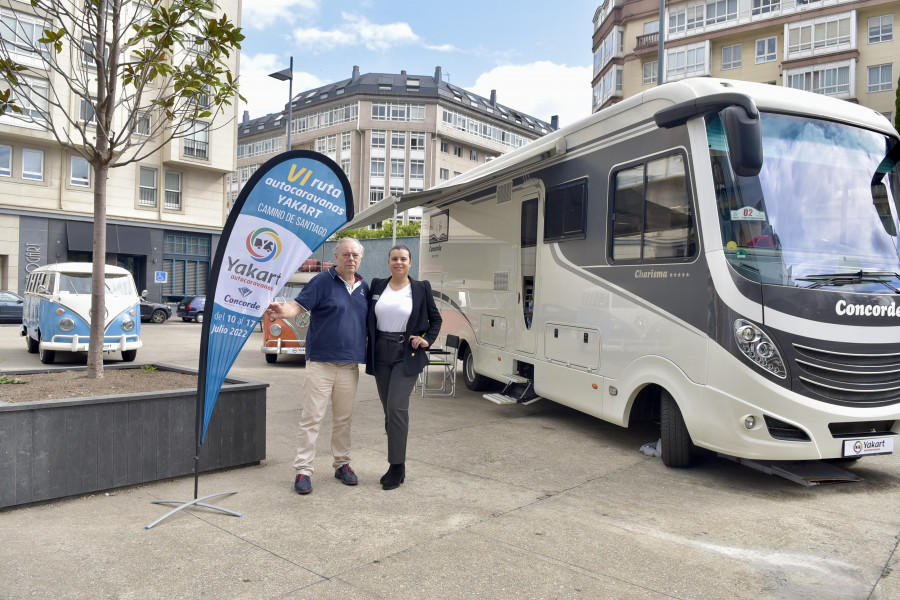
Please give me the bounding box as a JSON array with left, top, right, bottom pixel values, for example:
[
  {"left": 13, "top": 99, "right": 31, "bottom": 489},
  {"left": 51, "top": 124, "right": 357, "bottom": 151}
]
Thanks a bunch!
[{"left": 0, "top": 365, "right": 267, "bottom": 509}]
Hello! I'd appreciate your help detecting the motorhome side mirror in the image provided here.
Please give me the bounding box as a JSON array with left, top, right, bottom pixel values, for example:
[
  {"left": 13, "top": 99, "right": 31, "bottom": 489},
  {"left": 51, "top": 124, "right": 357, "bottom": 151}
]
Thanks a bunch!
[{"left": 722, "top": 105, "right": 763, "bottom": 178}]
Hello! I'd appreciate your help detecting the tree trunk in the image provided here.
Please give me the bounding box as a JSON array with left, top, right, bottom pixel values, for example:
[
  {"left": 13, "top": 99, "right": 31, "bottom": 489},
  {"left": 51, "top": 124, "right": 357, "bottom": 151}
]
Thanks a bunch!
[{"left": 86, "top": 164, "right": 109, "bottom": 379}]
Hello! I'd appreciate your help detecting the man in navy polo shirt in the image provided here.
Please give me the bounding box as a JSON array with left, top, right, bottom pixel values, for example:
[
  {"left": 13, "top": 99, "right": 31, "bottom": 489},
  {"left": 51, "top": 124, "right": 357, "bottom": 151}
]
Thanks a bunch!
[{"left": 266, "top": 238, "right": 368, "bottom": 495}]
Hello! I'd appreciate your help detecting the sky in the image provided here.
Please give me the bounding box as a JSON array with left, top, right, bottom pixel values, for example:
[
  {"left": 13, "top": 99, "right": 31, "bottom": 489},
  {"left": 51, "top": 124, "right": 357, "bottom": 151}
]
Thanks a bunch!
[{"left": 237, "top": 0, "right": 599, "bottom": 129}]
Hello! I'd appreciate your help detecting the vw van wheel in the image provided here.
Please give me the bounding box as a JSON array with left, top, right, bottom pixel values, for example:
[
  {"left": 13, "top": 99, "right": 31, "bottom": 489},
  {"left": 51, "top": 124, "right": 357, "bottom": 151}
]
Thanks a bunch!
[
  {"left": 462, "top": 348, "right": 492, "bottom": 391},
  {"left": 26, "top": 334, "right": 38, "bottom": 354},
  {"left": 39, "top": 346, "right": 55, "bottom": 365},
  {"left": 265, "top": 353, "right": 277, "bottom": 364},
  {"left": 150, "top": 309, "right": 168, "bottom": 323},
  {"left": 196, "top": 314, "right": 204, "bottom": 324},
  {"left": 122, "top": 350, "right": 137, "bottom": 362},
  {"left": 660, "top": 390, "right": 694, "bottom": 468}
]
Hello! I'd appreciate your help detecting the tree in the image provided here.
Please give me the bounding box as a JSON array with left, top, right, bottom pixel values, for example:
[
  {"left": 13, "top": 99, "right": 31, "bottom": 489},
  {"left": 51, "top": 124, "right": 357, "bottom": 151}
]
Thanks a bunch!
[
  {"left": 335, "top": 219, "right": 421, "bottom": 240},
  {"left": 0, "top": 0, "right": 243, "bottom": 378}
]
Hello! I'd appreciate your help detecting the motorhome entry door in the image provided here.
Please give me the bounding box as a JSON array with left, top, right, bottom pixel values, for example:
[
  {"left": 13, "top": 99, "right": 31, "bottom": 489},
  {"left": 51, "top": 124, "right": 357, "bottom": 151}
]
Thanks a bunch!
[{"left": 515, "top": 192, "right": 539, "bottom": 355}]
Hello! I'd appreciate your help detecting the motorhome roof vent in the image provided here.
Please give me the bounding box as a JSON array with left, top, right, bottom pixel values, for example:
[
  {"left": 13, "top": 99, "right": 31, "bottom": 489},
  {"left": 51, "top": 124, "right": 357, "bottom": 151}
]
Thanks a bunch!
[
  {"left": 497, "top": 182, "right": 512, "bottom": 204},
  {"left": 493, "top": 271, "right": 509, "bottom": 292}
]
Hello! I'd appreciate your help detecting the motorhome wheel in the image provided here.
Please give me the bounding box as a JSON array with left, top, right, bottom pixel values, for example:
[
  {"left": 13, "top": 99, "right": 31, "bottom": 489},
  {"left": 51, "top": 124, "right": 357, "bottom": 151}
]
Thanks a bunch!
[{"left": 660, "top": 390, "right": 694, "bottom": 468}]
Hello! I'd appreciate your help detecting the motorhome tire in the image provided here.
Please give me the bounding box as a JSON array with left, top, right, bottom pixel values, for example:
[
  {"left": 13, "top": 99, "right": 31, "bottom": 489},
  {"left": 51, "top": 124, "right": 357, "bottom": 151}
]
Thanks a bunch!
[
  {"left": 121, "top": 350, "right": 137, "bottom": 362},
  {"left": 462, "top": 348, "right": 492, "bottom": 391},
  {"left": 660, "top": 390, "right": 693, "bottom": 467},
  {"left": 265, "top": 353, "right": 277, "bottom": 364},
  {"left": 26, "top": 334, "right": 38, "bottom": 354},
  {"left": 39, "top": 345, "right": 55, "bottom": 365}
]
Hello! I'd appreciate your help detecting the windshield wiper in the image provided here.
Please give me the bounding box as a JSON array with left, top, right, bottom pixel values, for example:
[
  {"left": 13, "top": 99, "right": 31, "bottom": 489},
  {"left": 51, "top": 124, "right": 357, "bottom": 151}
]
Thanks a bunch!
[{"left": 797, "top": 270, "right": 900, "bottom": 293}]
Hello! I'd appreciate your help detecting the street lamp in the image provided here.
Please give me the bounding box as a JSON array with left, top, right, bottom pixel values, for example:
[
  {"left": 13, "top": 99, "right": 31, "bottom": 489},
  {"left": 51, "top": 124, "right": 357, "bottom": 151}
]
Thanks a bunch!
[{"left": 268, "top": 56, "right": 293, "bottom": 149}]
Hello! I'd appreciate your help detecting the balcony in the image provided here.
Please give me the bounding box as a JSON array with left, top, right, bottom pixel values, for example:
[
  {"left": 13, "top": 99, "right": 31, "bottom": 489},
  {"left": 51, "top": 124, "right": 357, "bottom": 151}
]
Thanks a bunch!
[
  {"left": 183, "top": 139, "right": 208, "bottom": 159},
  {"left": 636, "top": 32, "right": 659, "bottom": 51}
]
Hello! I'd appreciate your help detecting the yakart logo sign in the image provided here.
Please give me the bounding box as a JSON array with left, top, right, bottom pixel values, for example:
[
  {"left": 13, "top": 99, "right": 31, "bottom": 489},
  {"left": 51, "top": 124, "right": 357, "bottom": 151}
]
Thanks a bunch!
[{"left": 246, "top": 227, "right": 282, "bottom": 262}]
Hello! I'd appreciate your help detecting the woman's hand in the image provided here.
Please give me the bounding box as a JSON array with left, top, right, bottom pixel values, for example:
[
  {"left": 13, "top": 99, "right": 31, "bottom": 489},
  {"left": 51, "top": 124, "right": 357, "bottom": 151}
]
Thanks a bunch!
[{"left": 410, "top": 335, "right": 429, "bottom": 349}]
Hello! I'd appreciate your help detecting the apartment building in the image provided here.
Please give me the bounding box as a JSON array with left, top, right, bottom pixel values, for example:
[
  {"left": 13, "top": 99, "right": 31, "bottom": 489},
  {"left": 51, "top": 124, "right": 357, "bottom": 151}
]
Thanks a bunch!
[
  {"left": 591, "top": 0, "right": 898, "bottom": 123},
  {"left": 0, "top": 1, "right": 242, "bottom": 302},
  {"left": 234, "top": 66, "right": 555, "bottom": 224}
]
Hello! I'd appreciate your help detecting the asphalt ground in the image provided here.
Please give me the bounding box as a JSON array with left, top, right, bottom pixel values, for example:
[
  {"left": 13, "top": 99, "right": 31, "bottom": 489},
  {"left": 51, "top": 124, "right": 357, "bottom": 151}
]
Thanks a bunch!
[{"left": 1, "top": 319, "right": 900, "bottom": 599}]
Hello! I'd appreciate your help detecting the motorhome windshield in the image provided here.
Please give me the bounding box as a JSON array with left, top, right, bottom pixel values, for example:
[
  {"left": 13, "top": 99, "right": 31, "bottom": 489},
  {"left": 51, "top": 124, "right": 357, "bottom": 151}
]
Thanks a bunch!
[
  {"left": 60, "top": 272, "right": 135, "bottom": 295},
  {"left": 708, "top": 112, "right": 900, "bottom": 292}
]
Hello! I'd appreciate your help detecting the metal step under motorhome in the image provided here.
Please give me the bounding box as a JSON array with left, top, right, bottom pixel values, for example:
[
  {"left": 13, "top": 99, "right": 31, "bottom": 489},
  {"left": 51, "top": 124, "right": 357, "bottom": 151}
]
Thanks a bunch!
[{"left": 483, "top": 374, "right": 543, "bottom": 406}]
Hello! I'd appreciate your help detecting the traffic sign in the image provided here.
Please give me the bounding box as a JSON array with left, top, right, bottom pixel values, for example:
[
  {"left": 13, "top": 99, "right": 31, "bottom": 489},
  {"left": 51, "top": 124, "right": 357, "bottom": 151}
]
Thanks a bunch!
[{"left": 154, "top": 271, "right": 167, "bottom": 283}]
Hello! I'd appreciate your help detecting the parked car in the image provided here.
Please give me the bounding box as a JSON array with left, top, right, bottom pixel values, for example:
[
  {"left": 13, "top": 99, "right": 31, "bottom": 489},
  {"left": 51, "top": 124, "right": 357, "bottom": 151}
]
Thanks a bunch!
[
  {"left": 139, "top": 297, "right": 172, "bottom": 323},
  {"left": 0, "top": 290, "right": 24, "bottom": 323},
  {"left": 176, "top": 295, "right": 206, "bottom": 323}
]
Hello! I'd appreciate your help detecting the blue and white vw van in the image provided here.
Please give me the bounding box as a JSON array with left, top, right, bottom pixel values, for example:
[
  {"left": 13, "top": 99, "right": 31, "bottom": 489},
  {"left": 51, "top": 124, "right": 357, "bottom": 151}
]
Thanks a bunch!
[{"left": 21, "top": 262, "right": 143, "bottom": 364}]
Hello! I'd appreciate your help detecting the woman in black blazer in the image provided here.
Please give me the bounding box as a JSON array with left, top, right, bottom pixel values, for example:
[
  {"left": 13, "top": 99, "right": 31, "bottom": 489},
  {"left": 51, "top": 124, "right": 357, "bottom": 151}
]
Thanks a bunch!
[{"left": 365, "top": 245, "right": 442, "bottom": 490}]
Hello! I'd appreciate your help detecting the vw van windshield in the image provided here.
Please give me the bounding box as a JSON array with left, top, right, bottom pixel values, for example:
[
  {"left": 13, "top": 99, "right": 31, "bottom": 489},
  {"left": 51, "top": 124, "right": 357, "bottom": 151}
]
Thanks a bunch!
[
  {"left": 60, "top": 272, "right": 135, "bottom": 295},
  {"left": 708, "top": 112, "right": 900, "bottom": 292}
]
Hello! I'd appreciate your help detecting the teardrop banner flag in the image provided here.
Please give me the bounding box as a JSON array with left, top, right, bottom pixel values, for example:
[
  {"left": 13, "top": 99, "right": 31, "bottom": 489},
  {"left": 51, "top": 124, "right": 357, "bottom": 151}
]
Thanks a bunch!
[{"left": 197, "top": 150, "right": 354, "bottom": 445}]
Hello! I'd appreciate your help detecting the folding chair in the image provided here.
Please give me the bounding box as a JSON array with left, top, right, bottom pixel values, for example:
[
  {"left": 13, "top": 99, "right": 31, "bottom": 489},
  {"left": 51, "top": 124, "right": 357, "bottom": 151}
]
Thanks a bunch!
[{"left": 420, "top": 334, "right": 459, "bottom": 397}]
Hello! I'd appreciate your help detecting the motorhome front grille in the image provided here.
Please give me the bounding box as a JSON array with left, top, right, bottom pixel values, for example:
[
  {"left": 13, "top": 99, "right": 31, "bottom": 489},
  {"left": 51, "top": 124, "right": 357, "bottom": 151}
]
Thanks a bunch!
[
  {"left": 828, "top": 421, "right": 895, "bottom": 438},
  {"left": 792, "top": 344, "right": 900, "bottom": 406},
  {"left": 764, "top": 415, "right": 811, "bottom": 441}
]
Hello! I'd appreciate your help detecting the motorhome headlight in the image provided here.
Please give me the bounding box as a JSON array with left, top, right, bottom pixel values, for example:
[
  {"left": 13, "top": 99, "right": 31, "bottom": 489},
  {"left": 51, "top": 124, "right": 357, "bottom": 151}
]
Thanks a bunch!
[
  {"left": 733, "top": 320, "right": 786, "bottom": 379},
  {"left": 59, "top": 317, "right": 75, "bottom": 332},
  {"left": 121, "top": 317, "right": 135, "bottom": 332},
  {"left": 269, "top": 324, "right": 282, "bottom": 337}
]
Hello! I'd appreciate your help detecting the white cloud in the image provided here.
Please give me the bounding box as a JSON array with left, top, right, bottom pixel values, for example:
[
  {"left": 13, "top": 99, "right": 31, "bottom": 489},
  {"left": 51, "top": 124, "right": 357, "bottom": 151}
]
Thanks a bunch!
[
  {"left": 292, "top": 12, "right": 421, "bottom": 52},
  {"left": 242, "top": 0, "right": 320, "bottom": 30},
  {"left": 424, "top": 44, "right": 459, "bottom": 53},
  {"left": 238, "top": 53, "right": 325, "bottom": 119},
  {"left": 467, "top": 61, "right": 593, "bottom": 128}
]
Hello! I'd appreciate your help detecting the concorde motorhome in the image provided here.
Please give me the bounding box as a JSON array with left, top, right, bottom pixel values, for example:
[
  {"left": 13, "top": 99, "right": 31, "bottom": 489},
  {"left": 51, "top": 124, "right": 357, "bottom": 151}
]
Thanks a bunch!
[
  {"left": 21, "top": 262, "right": 143, "bottom": 364},
  {"left": 347, "top": 78, "right": 900, "bottom": 468}
]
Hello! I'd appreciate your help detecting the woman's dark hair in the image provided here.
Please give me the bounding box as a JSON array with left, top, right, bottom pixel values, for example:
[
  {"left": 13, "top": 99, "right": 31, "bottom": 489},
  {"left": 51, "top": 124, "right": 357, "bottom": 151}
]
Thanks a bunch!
[{"left": 389, "top": 244, "right": 412, "bottom": 259}]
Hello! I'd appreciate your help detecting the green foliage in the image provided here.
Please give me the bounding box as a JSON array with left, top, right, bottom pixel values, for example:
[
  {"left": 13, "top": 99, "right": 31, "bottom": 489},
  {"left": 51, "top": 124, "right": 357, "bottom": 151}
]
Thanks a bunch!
[
  {"left": 0, "top": 375, "right": 26, "bottom": 384},
  {"left": 335, "top": 220, "right": 421, "bottom": 240},
  {"left": 141, "top": 365, "right": 158, "bottom": 373}
]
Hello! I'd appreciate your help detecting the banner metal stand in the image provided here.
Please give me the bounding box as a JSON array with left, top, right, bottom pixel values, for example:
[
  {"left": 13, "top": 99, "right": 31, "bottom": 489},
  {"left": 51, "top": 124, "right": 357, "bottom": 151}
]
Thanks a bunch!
[{"left": 145, "top": 456, "right": 242, "bottom": 530}]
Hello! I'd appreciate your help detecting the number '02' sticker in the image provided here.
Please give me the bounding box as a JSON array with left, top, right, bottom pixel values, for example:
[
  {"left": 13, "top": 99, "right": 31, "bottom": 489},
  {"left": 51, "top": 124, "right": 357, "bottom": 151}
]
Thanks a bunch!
[{"left": 731, "top": 207, "right": 766, "bottom": 221}]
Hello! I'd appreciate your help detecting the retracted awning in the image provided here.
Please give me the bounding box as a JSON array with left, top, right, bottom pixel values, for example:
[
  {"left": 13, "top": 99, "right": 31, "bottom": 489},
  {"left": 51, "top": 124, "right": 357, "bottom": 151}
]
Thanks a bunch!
[
  {"left": 341, "top": 132, "right": 569, "bottom": 231},
  {"left": 66, "top": 221, "right": 152, "bottom": 255}
]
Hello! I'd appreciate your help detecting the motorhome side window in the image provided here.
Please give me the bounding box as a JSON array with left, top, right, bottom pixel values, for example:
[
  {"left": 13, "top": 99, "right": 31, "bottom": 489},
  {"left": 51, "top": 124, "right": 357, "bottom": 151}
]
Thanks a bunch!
[
  {"left": 544, "top": 178, "right": 587, "bottom": 242},
  {"left": 611, "top": 153, "right": 695, "bottom": 262}
]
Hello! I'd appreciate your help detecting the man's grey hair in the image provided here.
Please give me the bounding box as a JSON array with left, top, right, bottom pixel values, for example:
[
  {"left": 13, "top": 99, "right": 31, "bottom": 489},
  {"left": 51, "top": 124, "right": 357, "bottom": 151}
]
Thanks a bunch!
[{"left": 334, "top": 237, "right": 364, "bottom": 258}]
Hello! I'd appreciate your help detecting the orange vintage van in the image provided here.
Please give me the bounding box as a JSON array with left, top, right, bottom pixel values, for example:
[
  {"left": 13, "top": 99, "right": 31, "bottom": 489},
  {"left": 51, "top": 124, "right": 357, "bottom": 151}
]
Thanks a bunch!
[{"left": 261, "top": 258, "right": 332, "bottom": 364}]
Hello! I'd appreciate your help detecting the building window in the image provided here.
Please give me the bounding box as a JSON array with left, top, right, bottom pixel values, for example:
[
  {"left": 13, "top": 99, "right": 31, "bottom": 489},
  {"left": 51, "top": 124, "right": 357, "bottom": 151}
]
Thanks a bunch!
[
  {"left": 369, "top": 186, "right": 384, "bottom": 207},
  {"left": 341, "top": 158, "right": 350, "bottom": 175},
  {"left": 293, "top": 101, "right": 359, "bottom": 135},
  {"left": 183, "top": 121, "right": 209, "bottom": 159},
  {"left": 869, "top": 15, "right": 893, "bottom": 44},
  {"left": 82, "top": 38, "right": 108, "bottom": 68},
  {"left": 439, "top": 168, "right": 449, "bottom": 180},
  {"left": 453, "top": 145, "right": 462, "bottom": 157},
  {"left": 70, "top": 156, "right": 90, "bottom": 187},
  {"left": 133, "top": 112, "right": 151, "bottom": 136},
  {"left": 469, "top": 149, "right": 478, "bottom": 161},
  {"left": 722, "top": 44, "right": 741, "bottom": 70},
  {"left": 0, "top": 144, "right": 10, "bottom": 177},
  {"left": 341, "top": 131, "right": 352, "bottom": 151},
  {"left": 787, "top": 14, "right": 852, "bottom": 57},
  {"left": 611, "top": 154, "right": 694, "bottom": 262},
  {"left": 440, "top": 141, "right": 449, "bottom": 153},
  {"left": 667, "top": 43, "right": 707, "bottom": 81},
  {"left": 371, "top": 130, "right": 386, "bottom": 149},
  {"left": 755, "top": 36, "right": 777, "bottom": 63},
  {"left": 79, "top": 97, "right": 96, "bottom": 126},
  {"left": 371, "top": 158, "right": 385, "bottom": 177},
  {"left": 0, "top": 9, "right": 50, "bottom": 65},
  {"left": 391, "top": 131, "right": 406, "bottom": 150},
  {"left": 643, "top": 61, "right": 658, "bottom": 85},
  {"left": 786, "top": 63, "right": 851, "bottom": 97},
  {"left": 410, "top": 132, "right": 425, "bottom": 151},
  {"left": 139, "top": 166, "right": 157, "bottom": 206},
  {"left": 868, "top": 64, "right": 893, "bottom": 93},
  {"left": 751, "top": 0, "right": 780, "bottom": 15},
  {"left": 410, "top": 159, "right": 424, "bottom": 179},
  {"left": 390, "top": 158, "right": 405, "bottom": 178},
  {"left": 22, "top": 148, "right": 43, "bottom": 181},
  {"left": 706, "top": 0, "right": 737, "bottom": 24},
  {"left": 164, "top": 171, "right": 182, "bottom": 209},
  {"left": 441, "top": 108, "right": 532, "bottom": 149},
  {"left": 9, "top": 75, "right": 49, "bottom": 121},
  {"left": 371, "top": 102, "right": 426, "bottom": 122}
]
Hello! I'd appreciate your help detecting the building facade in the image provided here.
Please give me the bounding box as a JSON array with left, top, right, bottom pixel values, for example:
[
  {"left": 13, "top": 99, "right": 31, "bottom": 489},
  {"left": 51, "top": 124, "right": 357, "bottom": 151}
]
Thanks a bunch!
[
  {"left": 0, "top": 0, "right": 242, "bottom": 302},
  {"left": 234, "top": 66, "right": 555, "bottom": 224},
  {"left": 591, "top": 0, "right": 897, "bottom": 123}
]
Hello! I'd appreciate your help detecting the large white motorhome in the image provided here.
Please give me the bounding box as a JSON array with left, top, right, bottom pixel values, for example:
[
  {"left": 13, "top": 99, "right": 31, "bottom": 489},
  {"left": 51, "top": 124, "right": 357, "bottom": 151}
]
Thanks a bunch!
[{"left": 347, "top": 78, "right": 900, "bottom": 468}]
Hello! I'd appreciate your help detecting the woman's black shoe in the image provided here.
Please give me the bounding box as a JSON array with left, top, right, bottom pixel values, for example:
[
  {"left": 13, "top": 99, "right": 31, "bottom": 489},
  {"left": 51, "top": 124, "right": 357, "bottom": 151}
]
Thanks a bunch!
[{"left": 382, "top": 463, "right": 405, "bottom": 490}]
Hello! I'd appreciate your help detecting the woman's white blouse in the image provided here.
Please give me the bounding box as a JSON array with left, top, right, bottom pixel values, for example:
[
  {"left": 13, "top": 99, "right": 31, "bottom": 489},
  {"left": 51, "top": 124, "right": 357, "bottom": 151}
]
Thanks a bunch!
[{"left": 374, "top": 283, "right": 413, "bottom": 332}]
